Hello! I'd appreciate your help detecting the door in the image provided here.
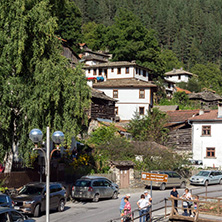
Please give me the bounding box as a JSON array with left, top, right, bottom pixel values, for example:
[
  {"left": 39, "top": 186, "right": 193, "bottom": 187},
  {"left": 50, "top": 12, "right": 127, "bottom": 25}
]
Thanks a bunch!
[
  {"left": 103, "top": 180, "right": 114, "bottom": 198},
  {"left": 120, "top": 168, "right": 129, "bottom": 188}
]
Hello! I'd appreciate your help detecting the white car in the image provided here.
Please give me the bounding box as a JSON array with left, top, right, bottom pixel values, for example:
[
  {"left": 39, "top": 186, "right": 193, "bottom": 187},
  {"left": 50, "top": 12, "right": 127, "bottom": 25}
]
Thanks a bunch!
[{"left": 190, "top": 170, "right": 222, "bottom": 186}]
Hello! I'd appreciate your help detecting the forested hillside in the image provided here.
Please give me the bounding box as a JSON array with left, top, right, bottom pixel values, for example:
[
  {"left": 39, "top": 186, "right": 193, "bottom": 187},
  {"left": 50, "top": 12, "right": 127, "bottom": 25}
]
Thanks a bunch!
[{"left": 74, "top": 0, "right": 222, "bottom": 70}]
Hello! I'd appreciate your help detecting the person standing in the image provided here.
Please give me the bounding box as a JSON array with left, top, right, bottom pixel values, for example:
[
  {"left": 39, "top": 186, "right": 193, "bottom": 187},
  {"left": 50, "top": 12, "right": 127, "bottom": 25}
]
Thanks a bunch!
[
  {"left": 170, "top": 187, "right": 179, "bottom": 212},
  {"left": 181, "top": 188, "right": 192, "bottom": 216},
  {"left": 144, "top": 190, "right": 152, "bottom": 221},
  {"left": 119, "top": 194, "right": 131, "bottom": 215},
  {"left": 137, "top": 194, "right": 150, "bottom": 222}
]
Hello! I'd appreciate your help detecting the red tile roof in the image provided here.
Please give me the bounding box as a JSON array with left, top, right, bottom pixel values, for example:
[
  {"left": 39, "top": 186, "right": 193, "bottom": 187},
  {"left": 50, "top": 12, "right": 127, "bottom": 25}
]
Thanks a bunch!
[
  {"left": 175, "top": 87, "right": 191, "bottom": 94},
  {"left": 189, "top": 109, "right": 222, "bottom": 121},
  {"left": 166, "top": 110, "right": 200, "bottom": 123}
]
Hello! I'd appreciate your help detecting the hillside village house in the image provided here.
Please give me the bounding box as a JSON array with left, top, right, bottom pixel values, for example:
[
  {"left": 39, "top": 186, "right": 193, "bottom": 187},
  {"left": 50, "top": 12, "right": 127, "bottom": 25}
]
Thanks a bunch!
[
  {"left": 83, "top": 61, "right": 156, "bottom": 120},
  {"left": 164, "top": 68, "right": 194, "bottom": 83},
  {"left": 93, "top": 78, "right": 156, "bottom": 120},
  {"left": 189, "top": 105, "right": 222, "bottom": 168}
]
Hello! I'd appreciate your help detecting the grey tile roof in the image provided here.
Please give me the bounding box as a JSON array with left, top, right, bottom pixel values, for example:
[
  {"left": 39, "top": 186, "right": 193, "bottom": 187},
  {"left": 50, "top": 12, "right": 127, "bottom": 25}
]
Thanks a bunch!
[{"left": 93, "top": 79, "right": 156, "bottom": 88}]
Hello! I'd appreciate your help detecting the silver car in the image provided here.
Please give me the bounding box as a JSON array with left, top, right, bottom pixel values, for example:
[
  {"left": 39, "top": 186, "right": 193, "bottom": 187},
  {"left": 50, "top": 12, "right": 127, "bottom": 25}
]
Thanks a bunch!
[
  {"left": 72, "top": 176, "right": 119, "bottom": 202},
  {"left": 190, "top": 170, "right": 222, "bottom": 186}
]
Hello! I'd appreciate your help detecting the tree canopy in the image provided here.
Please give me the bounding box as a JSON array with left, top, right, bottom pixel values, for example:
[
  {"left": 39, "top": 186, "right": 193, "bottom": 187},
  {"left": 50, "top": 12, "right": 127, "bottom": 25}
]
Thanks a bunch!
[{"left": 0, "top": 0, "right": 90, "bottom": 166}]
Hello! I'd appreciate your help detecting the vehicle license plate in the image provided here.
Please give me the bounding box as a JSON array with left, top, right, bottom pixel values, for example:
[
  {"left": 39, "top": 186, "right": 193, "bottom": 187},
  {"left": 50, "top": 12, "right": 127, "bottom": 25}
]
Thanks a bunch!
[{"left": 14, "top": 206, "right": 20, "bottom": 210}]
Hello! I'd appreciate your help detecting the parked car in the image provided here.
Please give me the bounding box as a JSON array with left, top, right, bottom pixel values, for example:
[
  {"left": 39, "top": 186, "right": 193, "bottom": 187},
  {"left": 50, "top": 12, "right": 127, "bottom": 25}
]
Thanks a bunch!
[
  {"left": 189, "top": 170, "right": 222, "bottom": 186},
  {"left": 72, "top": 176, "right": 119, "bottom": 202},
  {"left": 0, "top": 207, "right": 35, "bottom": 222},
  {"left": 145, "top": 171, "right": 186, "bottom": 190},
  {"left": 0, "top": 193, "right": 13, "bottom": 208},
  {"left": 11, "top": 182, "right": 66, "bottom": 217}
]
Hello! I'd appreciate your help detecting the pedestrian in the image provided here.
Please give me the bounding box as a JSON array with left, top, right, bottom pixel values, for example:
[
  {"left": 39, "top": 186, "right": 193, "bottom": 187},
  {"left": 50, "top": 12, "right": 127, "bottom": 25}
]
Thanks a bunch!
[
  {"left": 144, "top": 190, "right": 152, "bottom": 221},
  {"left": 170, "top": 187, "right": 179, "bottom": 212},
  {"left": 137, "top": 194, "right": 150, "bottom": 222},
  {"left": 181, "top": 188, "right": 192, "bottom": 216},
  {"left": 121, "top": 197, "right": 131, "bottom": 222},
  {"left": 119, "top": 194, "right": 131, "bottom": 215},
  {"left": 192, "top": 195, "right": 199, "bottom": 217}
]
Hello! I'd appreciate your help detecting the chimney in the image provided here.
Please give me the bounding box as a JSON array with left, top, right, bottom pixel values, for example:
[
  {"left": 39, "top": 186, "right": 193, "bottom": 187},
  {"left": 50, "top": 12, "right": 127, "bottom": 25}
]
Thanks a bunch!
[
  {"left": 199, "top": 110, "right": 204, "bottom": 115},
  {"left": 218, "top": 103, "right": 222, "bottom": 118}
]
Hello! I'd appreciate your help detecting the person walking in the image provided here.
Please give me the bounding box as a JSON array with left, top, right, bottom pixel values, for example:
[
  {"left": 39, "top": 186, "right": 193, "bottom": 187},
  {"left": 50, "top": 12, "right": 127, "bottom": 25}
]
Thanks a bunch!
[
  {"left": 119, "top": 194, "right": 131, "bottom": 215},
  {"left": 137, "top": 194, "right": 150, "bottom": 222},
  {"left": 170, "top": 187, "right": 179, "bottom": 212},
  {"left": 121, "top": 197, "right": 131, "bottom": 222},
  {"left": 144, "top": 190, "right": 152, "bottom": 221}
]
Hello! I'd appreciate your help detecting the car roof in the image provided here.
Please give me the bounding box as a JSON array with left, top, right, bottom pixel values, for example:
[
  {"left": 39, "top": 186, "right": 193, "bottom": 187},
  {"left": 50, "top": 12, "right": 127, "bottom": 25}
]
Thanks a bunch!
[
  {"left": 25, "top": 182, "right": 62, "bottom": 187},
  {"left": 81, "top": 176, "right": 110, "bottom": 180}
]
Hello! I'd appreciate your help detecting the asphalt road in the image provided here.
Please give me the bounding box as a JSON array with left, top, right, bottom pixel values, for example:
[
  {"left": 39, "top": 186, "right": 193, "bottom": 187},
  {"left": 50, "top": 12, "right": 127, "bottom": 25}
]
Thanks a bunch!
[{"left": 33, "top": 184, "right": 222, "bottom": 222}]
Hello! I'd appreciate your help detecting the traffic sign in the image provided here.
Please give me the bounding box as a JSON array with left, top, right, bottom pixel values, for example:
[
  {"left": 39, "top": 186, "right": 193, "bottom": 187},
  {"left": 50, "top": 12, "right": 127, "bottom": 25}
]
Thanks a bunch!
[{"left": 141, "top": 172, "right": 168, "bottom": 183}]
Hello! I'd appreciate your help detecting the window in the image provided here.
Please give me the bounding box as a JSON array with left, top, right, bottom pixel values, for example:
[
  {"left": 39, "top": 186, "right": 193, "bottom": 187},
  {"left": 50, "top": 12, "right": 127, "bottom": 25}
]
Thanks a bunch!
[
  {"left": 139, "top": 107, "right": 145, "bottom": 115},
  {"left": 111, "top": 68, "right": 114, "bottom": 72},
  {"left": 113, "top": 90, "right": 118, "bottom": 98},
  {"left": 117, "top": 68, "right": 121, "bottom": 74},
  {"left": 136, "top": 68, "right": 138, "bottom": 74},
  {"left": 88, "top": 69, "right": 90, "bottom": 73},
  {"left": 143, "top": 70, "right": 146, "bottom": 77},
  {"left": 168, "top": 83, "right": 171, "bottom": 88},
  {"left": 115, "top": 107, "right": 118, "bottom": 115},
  {"left": 178, "top": 75, "right": 181, "bottom": 80},
  {"left": 93, "top": 69, "right": 96, "bottom": 76},
  {"left": 206, "top": 147, "right": 215, "bottom": 157},
  {"left": 139, "top": 89, "right": 145, "bottom": 99},
  {"left": 99, "top": 69, "right": 102, "bottom": 76},
  {"left": 202, "top": 125, "right": 211, "bottom": 136},
  {"left": 126, "top": 67, "right": 129, "bottom": 74}
]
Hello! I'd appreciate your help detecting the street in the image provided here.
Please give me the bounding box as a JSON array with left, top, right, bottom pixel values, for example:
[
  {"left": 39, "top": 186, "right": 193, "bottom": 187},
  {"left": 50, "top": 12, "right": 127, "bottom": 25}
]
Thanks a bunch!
[{"left": 33, "top": 184, "right": 222, "bottom": 222}]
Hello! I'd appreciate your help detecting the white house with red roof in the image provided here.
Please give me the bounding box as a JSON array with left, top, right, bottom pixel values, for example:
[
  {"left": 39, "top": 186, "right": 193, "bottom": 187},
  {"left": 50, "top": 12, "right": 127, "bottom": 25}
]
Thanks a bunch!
[{"left": 189, "top": 105, "right": 222, "bottom": 168}]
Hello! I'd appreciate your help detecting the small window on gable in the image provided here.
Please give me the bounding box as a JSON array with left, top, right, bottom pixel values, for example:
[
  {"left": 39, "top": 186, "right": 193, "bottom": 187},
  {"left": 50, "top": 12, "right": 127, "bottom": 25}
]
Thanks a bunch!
[
  {"left": 206, "top": 147, "right": 215, "bottom": 157},
  {"left": 113, "top": 90, "right": 118, "bottom": 98},
  {"left": 202, "top": 126, "right": 211, "bottom": 136},
  {"left": 117, "top": 68, "right": 121, "bottom": 74},
  {"left": 139, "top": 89, "right": 145, "bottom": 99},
  {"left": 126, "top": 67, "right": 129, "bottom": 74},
  {"left": 139, "top": 107, "right": 145, "bottom": 115}
]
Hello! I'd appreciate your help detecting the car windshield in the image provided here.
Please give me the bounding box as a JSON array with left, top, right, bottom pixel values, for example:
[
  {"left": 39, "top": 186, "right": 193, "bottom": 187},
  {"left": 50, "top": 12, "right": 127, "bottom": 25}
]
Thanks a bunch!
[
  {"left": 19, "top": 186, "right": 43, "bottom": 195},
  {"left": 196, "top": 171, "right": 210, "bottom": 177},
  {"left": 75, "top": 180, "right": 91, "bottom": 187}
]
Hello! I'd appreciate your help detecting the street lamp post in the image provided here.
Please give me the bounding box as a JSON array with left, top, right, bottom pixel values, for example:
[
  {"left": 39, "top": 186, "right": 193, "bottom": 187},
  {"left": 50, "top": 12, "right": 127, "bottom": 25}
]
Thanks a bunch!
[{"left": 29, "top": 127, "right": 64, "bottom": 222}]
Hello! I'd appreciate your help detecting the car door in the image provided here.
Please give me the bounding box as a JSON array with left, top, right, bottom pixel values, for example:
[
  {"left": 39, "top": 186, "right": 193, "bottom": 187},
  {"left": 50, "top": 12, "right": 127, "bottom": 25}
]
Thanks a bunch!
[
  {"left": 102, "top": 180, "right": 114, "bottom": 198},
  {"left": 209, "top": 172, "right": 217, "bottom": 184},
  {"left": 172, "top": 172, "right": 182, "bottom": 187},
  {"left": 50, "top": 185, "right": 58, "bottom": 209}
]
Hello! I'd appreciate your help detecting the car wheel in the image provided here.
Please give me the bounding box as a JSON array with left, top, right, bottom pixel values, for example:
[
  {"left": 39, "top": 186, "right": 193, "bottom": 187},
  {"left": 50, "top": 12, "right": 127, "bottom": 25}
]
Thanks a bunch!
[
  {"left": 92, "top": 194, "right": 99, "bottom": 202},
  {"left": 204, "top": 180, "right": 209, "bottom": 186},
  {"left": 57, "top": 199, "right": 65, "bottom": 212},
  {"left": 160, "top": 183, "right": 166, "bottom": 190},
  {"left": 33, "top": 204, "right": 41, "bottom": 217},
  {"left": 180, "top": 181, "right": 186, "bottom": 188},
  {"left": 112, "top": 191, "right": 118, "bottom": 199},
  {"left": 219, "top": 179, "right": 222, "bottom": 185}
]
